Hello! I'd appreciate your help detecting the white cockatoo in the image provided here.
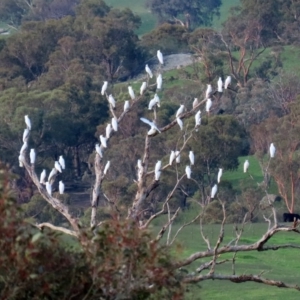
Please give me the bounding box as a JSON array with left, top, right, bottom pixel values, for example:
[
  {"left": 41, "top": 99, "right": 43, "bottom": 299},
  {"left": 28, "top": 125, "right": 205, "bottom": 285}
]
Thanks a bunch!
[
  {"left": 104, "top": 161, "right": 110, "bottom": 175},
  {"left": 156, "top": 73, "right": 162, "bottom": 89},
  {"left": 46, "top": 181, "right": 52, "bottom": 196},
  {"left": 108, "top": 94, "right": 116, "bottom": 108},
  {"left": 140, "top": 81, "right": 147, "bottom": 95},
  {"left": 59, "top": 155, "right": 65, "bottom": 169},
  {"left": 176, "top": 105, "right": 185, "bottom": 117},
  {"left": 224, "top": 76, "right": 231, "bottom": 89},
  {"left": 128, "top": 86, "right": 135, "bottom": 100},
  {"left": 111, "top": 117, "right": 118, "bottom": 132},
  {"left": 206, "top": 98, "right": 212, "bottom": 112},
  {"left": 124, "top": 100, "right": 130, "bottom": 112},
  {"left": 270, "top": 143, "right": 276, "bottom": 158},
  {"left": 217, "top": 77, "right": 223, "bottom": 92},
  {"left": 189, "top": 151, "right": 195, "bottom": 165},
  {"left": 101, "top": 81, "right": 108, "bottom": 95},
  {"left": 217, "top": 168, "right": 223, "bottom": 183},
  {"left": 59, "top": 180, "right": 65, "bottom": 195},
  {"left": 145, "top": 64, "right": 153, "bottom": 78},
  {"left": 169, "top": 151, "right": 175, "bottom": 165},
  {"left": 54, "top": 161, "right": 62, "bottom": 173},
  {"left": 211, "top": 184, "right": 218, "bottom": 198},
  {"left": 244, "top": 159, "right": 249, "bottom": 173},
  {"left": 40, "top": 169, "right": 46, "bottom": 184},
  {"left": 185, "top": 166, "right": 191, "bottom": 179},
  {"left": 24, "top": 115, "right": 31, "bottom": 130},
  {"left": 29, "top": 149, "right": 36, "bottom": 164},
  {"left": 100, "top": 135, "right": 107, "bottom": 148},
  {"left": 157, "top": 50, "right": 164, "bottom": 64},
  {"left": 175, "top": 150, "right": 180, "bottom": 163}
]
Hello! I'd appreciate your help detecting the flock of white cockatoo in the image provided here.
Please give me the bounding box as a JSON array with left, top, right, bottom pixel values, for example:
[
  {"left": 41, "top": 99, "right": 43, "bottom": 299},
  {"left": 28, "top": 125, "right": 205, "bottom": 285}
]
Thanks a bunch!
[
  {"left": 243, "top": 143, "right": 276, "bottom": 173},
  {"left": 19, "top": 115, "right": 66, "bottom": 196},
  {"left": 19, "top": 49, "right": 276, "bottom": 203}
]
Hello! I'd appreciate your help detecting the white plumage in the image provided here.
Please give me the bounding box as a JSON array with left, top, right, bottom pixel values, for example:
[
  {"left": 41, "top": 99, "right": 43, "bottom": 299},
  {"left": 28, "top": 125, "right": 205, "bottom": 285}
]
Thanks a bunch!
[
  {"left": 176, "top": 104, "right": 185, "bottom": 117},
  {"left": 193, "top": 98, "right": 198, "bottom": 109},
  {"left": 157, "top": 50, "right": 164, "bottom": 64},
  {"left": 217, "top": 168, "right": 223, "bottom": 183},
  {"left": 48, "top": 168, "right": 57, "bottom": 182},
  {"left": 224, "top": 76, "right": 231, "bottom": 89},
  {"left": 270, "top": 143, "right": 276, "bottom": 158},
  {"left": 211, "top": 184, "right": 218, "bottom": 198},
  {"left": 101, "top": 81, "right": 108, "bottom": 95},
  {"left": 20, "top": 141, "right": 28, "bottom": 154},
  {"left": 189, "top": 151, "right": 195, "bottom": 165},
  {"left": 155, "top": 170, "right": 161, "bottom": 181},
  {"left": 243, "top": 159, "right": 249, "bottom": 173},
  {"left": 30, "top": 149, "right": 36, "bottom": 164},
  {"left": 195, "top": 110, "right": 201, "bottom": 126},
  {"left": 128, "top": 86, "right": 135, "bottom": 100},
  {"left": 169, "top": 151, "right": 175, "bottom": 165},
  {"left": 140, "top": 81, "right": 147, "bottom": 95},
  {"left": 206, "top": 84, "right": 212, "bottom": 99},
  {"left": 24, "top": 115, "right": 31, "bottom": 130},
  {"left": 112, "top": 117, "right": 118, "bottom": 132},
  {"left": 140, "top": 117, "right": 161, "bottom": 135},
  {"left": 155, "top": 160, "right": 161, "bottom": 174},
  {"left": 217, "top": 77, "right": 223, "bottom": 92},
  {"left": 145, "top": 64, "right": 153, "bottom": 78},
  {"left": 177, "top": 118, "right": 183, "bottom": 130},
  {"left": 54, "top": 161, "right": 62, "bottom": 173},
  {"left": 46, "top": 181, "right": 52, "bottom": 196},
  {"left": 18, "top": 154, "right": 24, "bottom": 167},
  {"left": 156, "top": 73, "right": 162, "bottom": 89},
  {"left": 185, "top": 166, "right": 191, "bottom": 179},
  {"left": 106, "top": 124, "right": 112, "bottom": 139},
  {"left": 148, "top": 94, "right": 160, "bottom": 110},
  {"left": 59, "top": 180, "right": 65, "bottom": 194},
  {"left": 175, "top": 150, "right": 180, "bottom": 163},
  {"left": 59, "top": 155, "right": 65, "bottom": 169},
  {"left": 124, "top": 100, "right": 130, "bottom": 112},
  {"left": 206, "top": 98, "right": 212, "bottom": 112},
  {"left": 100, "top": 135, "right": 107, "bottom": 148},
  {"left": 95, "top": 144, "right": 103, "bottom": 157},
  {"left": 40, "top": 169, "right": 46, "bottom": 184},
  {"left": 108, "top": 94, "right": 116, "bottom": 108},
  {"left": 104, "top": 161, "right": 110, "bottom": 175},
  {"left": 23, "top": 128, "right": 29, "bottom": 143}
]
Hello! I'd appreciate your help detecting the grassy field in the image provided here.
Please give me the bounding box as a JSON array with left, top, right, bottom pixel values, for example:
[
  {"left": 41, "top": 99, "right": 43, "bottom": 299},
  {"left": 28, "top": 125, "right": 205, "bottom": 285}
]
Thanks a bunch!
[{"left": 160, "top": 222, "right": 300, "bottom": 299}]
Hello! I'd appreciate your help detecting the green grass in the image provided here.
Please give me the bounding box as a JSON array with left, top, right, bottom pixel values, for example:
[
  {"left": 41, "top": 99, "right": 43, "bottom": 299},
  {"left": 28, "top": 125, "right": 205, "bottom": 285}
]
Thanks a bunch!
[
  {"left": 161, "top": 222, "right": 300, "bottom": 299},
  {"left": 212, "top": 0, "right": 240, "bottom": 29},
  {"left": 105, "top": 0, "right": 156, "bottom": 36}
]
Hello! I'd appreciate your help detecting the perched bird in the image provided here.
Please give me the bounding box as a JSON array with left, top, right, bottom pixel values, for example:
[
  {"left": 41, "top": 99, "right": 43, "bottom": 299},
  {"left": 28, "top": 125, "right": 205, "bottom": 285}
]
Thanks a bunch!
[
  {"left": 101, "top": 81, "right": 108, "bottom": 95},
  {"left": 140, "top": 81, "right": 147, "bottom": 95},
  {"left": 193, "top": 98, "right": 198, "bottom": 109},
  {"left": 140, "top": 117, "right": 161, "bottom": 135},
  {"left": 155, "top": 161, "right": 161, "bottom": 180},
  {"left": 40, "top": 169, "right": 46, "bottom": 184},
  {"left": 145, "top": 64, "right": 153, "bottom": 78},
  {"left": 211, "top": 184, "right": 218, "bottom": 198},
  {"left": 20, "top": 141, "right": 28, "bottom": 154},
  {"left": 156, "top": 73, "right": 162, "bottom": 89},
  {"left": 124, "top": 100, "right": 130, "bottom": 112},
  {"left": 59, "top": 155, "right": 65, "bottom": 169},
  {"left": 176, "top": 105, "right": 185, "bottom": 117},
  {"left": 206, "top": 84, "right": 212, "bottom": 99},
  {"left": 217, "top": 168, "right": 223, "bottom": 183},
  {"left": 189, "top": 151, "right": 195, "bottom": 165},
  {"left": 157, "top": 50, "right": 164, "bottom": 64},
  {"left": 100, "top": 135, "right": 107, "bottom": 148},
  {"left": 112, "top": 117, "right": 118, "bottom": 132},
  {"left": 18, "top": 154, "right": 24, "bottom": 167},
  {"left": 24, "top": 115, "right": 31, "bottom": 130},
  {"left": 106, "top": 123, "right": 112, "bottom": 139},
  {"left": 23, "top": 128, "right": 29, "bottom": 143},
  {"left": 224, "top": 76, "right": 231, "bottom": 89},
  {"left": 177, "top": 118, "right": 183, "bottom": 130},
  {"left": 59, "top": 180, "right": 65, "bottom": 194},
  {"left": 104, "top": 161, "right": 110, "bottom": 175},
  {"left": 108, "top": 94, "right": 116, "bottom": 108},
  {"left": 185, "top": 166, "right": 191, "bottom": 179},
  {"left": 148, "top": 94, "right": 160, "bottom": 110},
  {"left": 243, "top": 159, "right": 249, "bottom": 173},
  {"left": 48, "top": 168, "right": 57, "bottom": 182},
  {"left": 46, "top": 182, "right": 52, "bottom": 196},
  {"left": 155, "top": 160, "right": 161, "bottom": 174},
  {"left": 195, "top": 110, "right": 201, "bottom": 127},
  {"left": 95, "top": 144, "right": 103, "bottom": 157},
  {"left": 128, "top": 86, "right": 135, "bottom": 100},
  {"left": 155, "top": 170, "right": 161, "bottom": 181},
  {"left": 206, "top": 98, "right": 212, "bottom": 112},
  {"left": 169, "top": 151, "right": 175, "bottom": 165},
  {"left": 175, "top": 151, "right": 180, "bottom": 163},
  {"left": 29, "top": 149, "right": 36, "bottom": 164},
  {"left": 54, "top": 161, "right": 62, "bottom": 173},
  {"left": 217, "top": 77, "right": 223, "bottom": 93},
  {"left": 270, "top": 143, "right": 276, "bottom": 158}
]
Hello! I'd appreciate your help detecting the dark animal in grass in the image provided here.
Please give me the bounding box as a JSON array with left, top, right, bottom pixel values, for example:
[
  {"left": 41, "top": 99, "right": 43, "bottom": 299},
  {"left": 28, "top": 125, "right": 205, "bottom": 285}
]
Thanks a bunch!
[{"left": 283, "top": 213, "right": 300, "bottom": 222}]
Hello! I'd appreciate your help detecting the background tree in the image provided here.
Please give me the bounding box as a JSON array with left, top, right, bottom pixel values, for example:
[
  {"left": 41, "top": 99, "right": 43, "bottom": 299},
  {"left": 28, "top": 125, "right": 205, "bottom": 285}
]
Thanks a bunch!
[{"left": 146, "top": 0, "right": 222, "bottom": 29}]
